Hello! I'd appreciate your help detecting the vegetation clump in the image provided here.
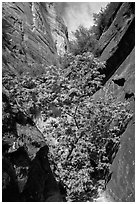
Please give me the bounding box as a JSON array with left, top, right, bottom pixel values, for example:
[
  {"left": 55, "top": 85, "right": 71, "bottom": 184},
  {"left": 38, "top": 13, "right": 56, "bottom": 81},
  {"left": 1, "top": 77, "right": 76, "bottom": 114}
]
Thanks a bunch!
[
  {"left": 69, "top": 2, "right": 123, "bottom": 56},
  {"left": 2, "top": 51, "right": 133, "bottom": 201}
]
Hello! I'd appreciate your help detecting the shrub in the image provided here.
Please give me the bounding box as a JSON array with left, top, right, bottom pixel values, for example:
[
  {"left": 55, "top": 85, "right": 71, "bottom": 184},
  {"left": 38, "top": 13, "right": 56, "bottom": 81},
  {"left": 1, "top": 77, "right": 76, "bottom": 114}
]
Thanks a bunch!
[
  {"left": 69, "top": 3, "right": 123, "bottom": 57},
  {"left": 69, "top": 26, "right": 98, "bottom": 56},
  {"left": 48, "top": 94, "right": 132, "bottom": 201},
  {"left": 2, "top": 52, "right": 106, "bottom": 119},
  {"left": 93, "top": 2, "right": 122, "bottom": 39},
  {"left": 2, "top": 52, "right": 133, "bottom": 201}
]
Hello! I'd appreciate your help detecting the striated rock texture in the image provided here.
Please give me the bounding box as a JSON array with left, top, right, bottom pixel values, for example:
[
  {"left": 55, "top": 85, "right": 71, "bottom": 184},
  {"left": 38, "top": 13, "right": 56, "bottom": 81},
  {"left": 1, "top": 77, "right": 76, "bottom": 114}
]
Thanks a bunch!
[
  {"left": 94, "top": 2, "right": 135, "bottom": 201},
  {"left": 99, "top": 2, "right": 135, "bottom": 83},
  {"left": 2, "top": 3, "right": 68, "bottom": 201},
  {"left": 2, "top": 2, "right": 69, "bottom": 76}
]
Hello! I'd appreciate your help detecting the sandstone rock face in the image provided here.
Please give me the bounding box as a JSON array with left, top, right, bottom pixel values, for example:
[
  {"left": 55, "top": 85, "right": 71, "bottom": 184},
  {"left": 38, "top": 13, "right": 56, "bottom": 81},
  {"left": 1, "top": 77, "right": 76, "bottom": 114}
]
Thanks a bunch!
[
  {"left": 106, "top": 119, "right": 135, "bottom": 201},
  {"left": 2, "top": 2, "right": 68, "bottom": 75},
  {"left": 94, "top": 2, "right": 135, "bottom": 201},
  {"left": 99, "top": 2, "right": 135, "bottom": 83},
  {"left": 96, "top": 48, "right": 135, "bottom": 202},
  {"left": 2, "top": 3, "right": 69, "bottom": 198},
  {"left": 22, "top": 145, "right": 65, "bottom": 202}
]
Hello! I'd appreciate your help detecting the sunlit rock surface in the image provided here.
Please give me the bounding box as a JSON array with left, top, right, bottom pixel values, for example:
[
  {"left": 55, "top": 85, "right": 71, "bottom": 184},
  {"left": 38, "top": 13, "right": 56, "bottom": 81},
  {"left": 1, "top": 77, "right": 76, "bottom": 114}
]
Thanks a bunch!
[
  {"left": 99, "top": 2, "right": 135, "bottom": 83},
  {"left": 2, "top": 2, "right": 68, "bottom": 75},
  {"left": 2, "top": 2, "right": 68, "bottom": 201},
  {"left": 94, "top": 2, "right": 135, "bottom": 201}
]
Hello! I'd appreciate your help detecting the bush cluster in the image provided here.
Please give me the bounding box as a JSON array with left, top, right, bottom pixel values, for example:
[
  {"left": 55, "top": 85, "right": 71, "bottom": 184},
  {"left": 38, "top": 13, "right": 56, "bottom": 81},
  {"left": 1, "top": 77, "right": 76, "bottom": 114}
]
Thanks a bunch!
[
  {"left": 69, "top": 3, "right": 123, "bottom": 57},
  {"left": 3, "top": 52, "right": 133, "bottom": 201}
]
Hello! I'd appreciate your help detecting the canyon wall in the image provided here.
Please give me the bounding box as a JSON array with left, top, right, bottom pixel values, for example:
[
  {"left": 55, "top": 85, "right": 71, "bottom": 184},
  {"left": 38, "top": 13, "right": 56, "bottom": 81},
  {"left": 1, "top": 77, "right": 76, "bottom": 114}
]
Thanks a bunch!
[
  {"left": 2, "top": 3, "right": 69, "bottom": 201},
  {"left": 94, "top": 2, "right": 135, "bottom": 201},
  {"left": 2, "top": 2, "right": 135, "bottom": 202},
  {"left": 2, "top": 2, "right": 68, "bottom": 76}
]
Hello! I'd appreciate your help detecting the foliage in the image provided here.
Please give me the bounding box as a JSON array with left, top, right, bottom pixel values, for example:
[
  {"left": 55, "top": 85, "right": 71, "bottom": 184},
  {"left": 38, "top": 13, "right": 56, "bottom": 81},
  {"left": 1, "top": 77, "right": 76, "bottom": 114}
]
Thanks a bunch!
[
  {"left": 2, "top": 52, "right": 133, "bottom": 201},
  {"left": 3, "top": 52, "right": 106, "bottom": 120},
  {"left": 48, "top": 94, "right": 132, "bottom": 201},
  {"left": 69, "top": 26, "right": 98, "bottom": 56},
  {"left": 93, "top": 2, "right": 122, "bottom": 39},
  {"left": 69, "top": 3, "right": 123, "bottom": 56}
]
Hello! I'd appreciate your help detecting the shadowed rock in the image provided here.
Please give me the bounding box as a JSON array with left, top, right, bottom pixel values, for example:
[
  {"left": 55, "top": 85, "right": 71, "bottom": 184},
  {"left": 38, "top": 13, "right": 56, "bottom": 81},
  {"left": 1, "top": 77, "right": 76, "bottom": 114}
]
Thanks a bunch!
[
  {"left": 5, "top": 146, "right": 31, "bottom": 167},
  {"left": 22, "top": 145, "right": 66, "bottom": 201},
  {"left": 2, "top": 157, "right": 20, "bottom": 202}
]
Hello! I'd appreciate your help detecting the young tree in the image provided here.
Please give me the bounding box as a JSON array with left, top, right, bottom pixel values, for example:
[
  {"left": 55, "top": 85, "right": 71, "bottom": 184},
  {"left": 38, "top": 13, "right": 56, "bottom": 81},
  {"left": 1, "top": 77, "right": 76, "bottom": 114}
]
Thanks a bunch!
[
  {"left": 2, "top": 52, "right": 132, "bottom": 201},
  {"left": 69, "top": 26, "right": 98, "bottom": 56}
]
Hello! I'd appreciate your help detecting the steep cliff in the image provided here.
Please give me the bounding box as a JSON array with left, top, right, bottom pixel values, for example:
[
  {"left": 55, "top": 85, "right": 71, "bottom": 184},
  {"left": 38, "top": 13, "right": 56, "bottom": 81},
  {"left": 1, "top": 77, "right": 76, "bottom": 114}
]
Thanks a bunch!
[
  {"left": 2, "top": 2, "right": 68, "bottom": 76},
  {"left": 99, "top": 2, "right": 135, "bottom": 83},
  {"left": 94, "top": 2, "right": 135, "bottom": 201}
]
